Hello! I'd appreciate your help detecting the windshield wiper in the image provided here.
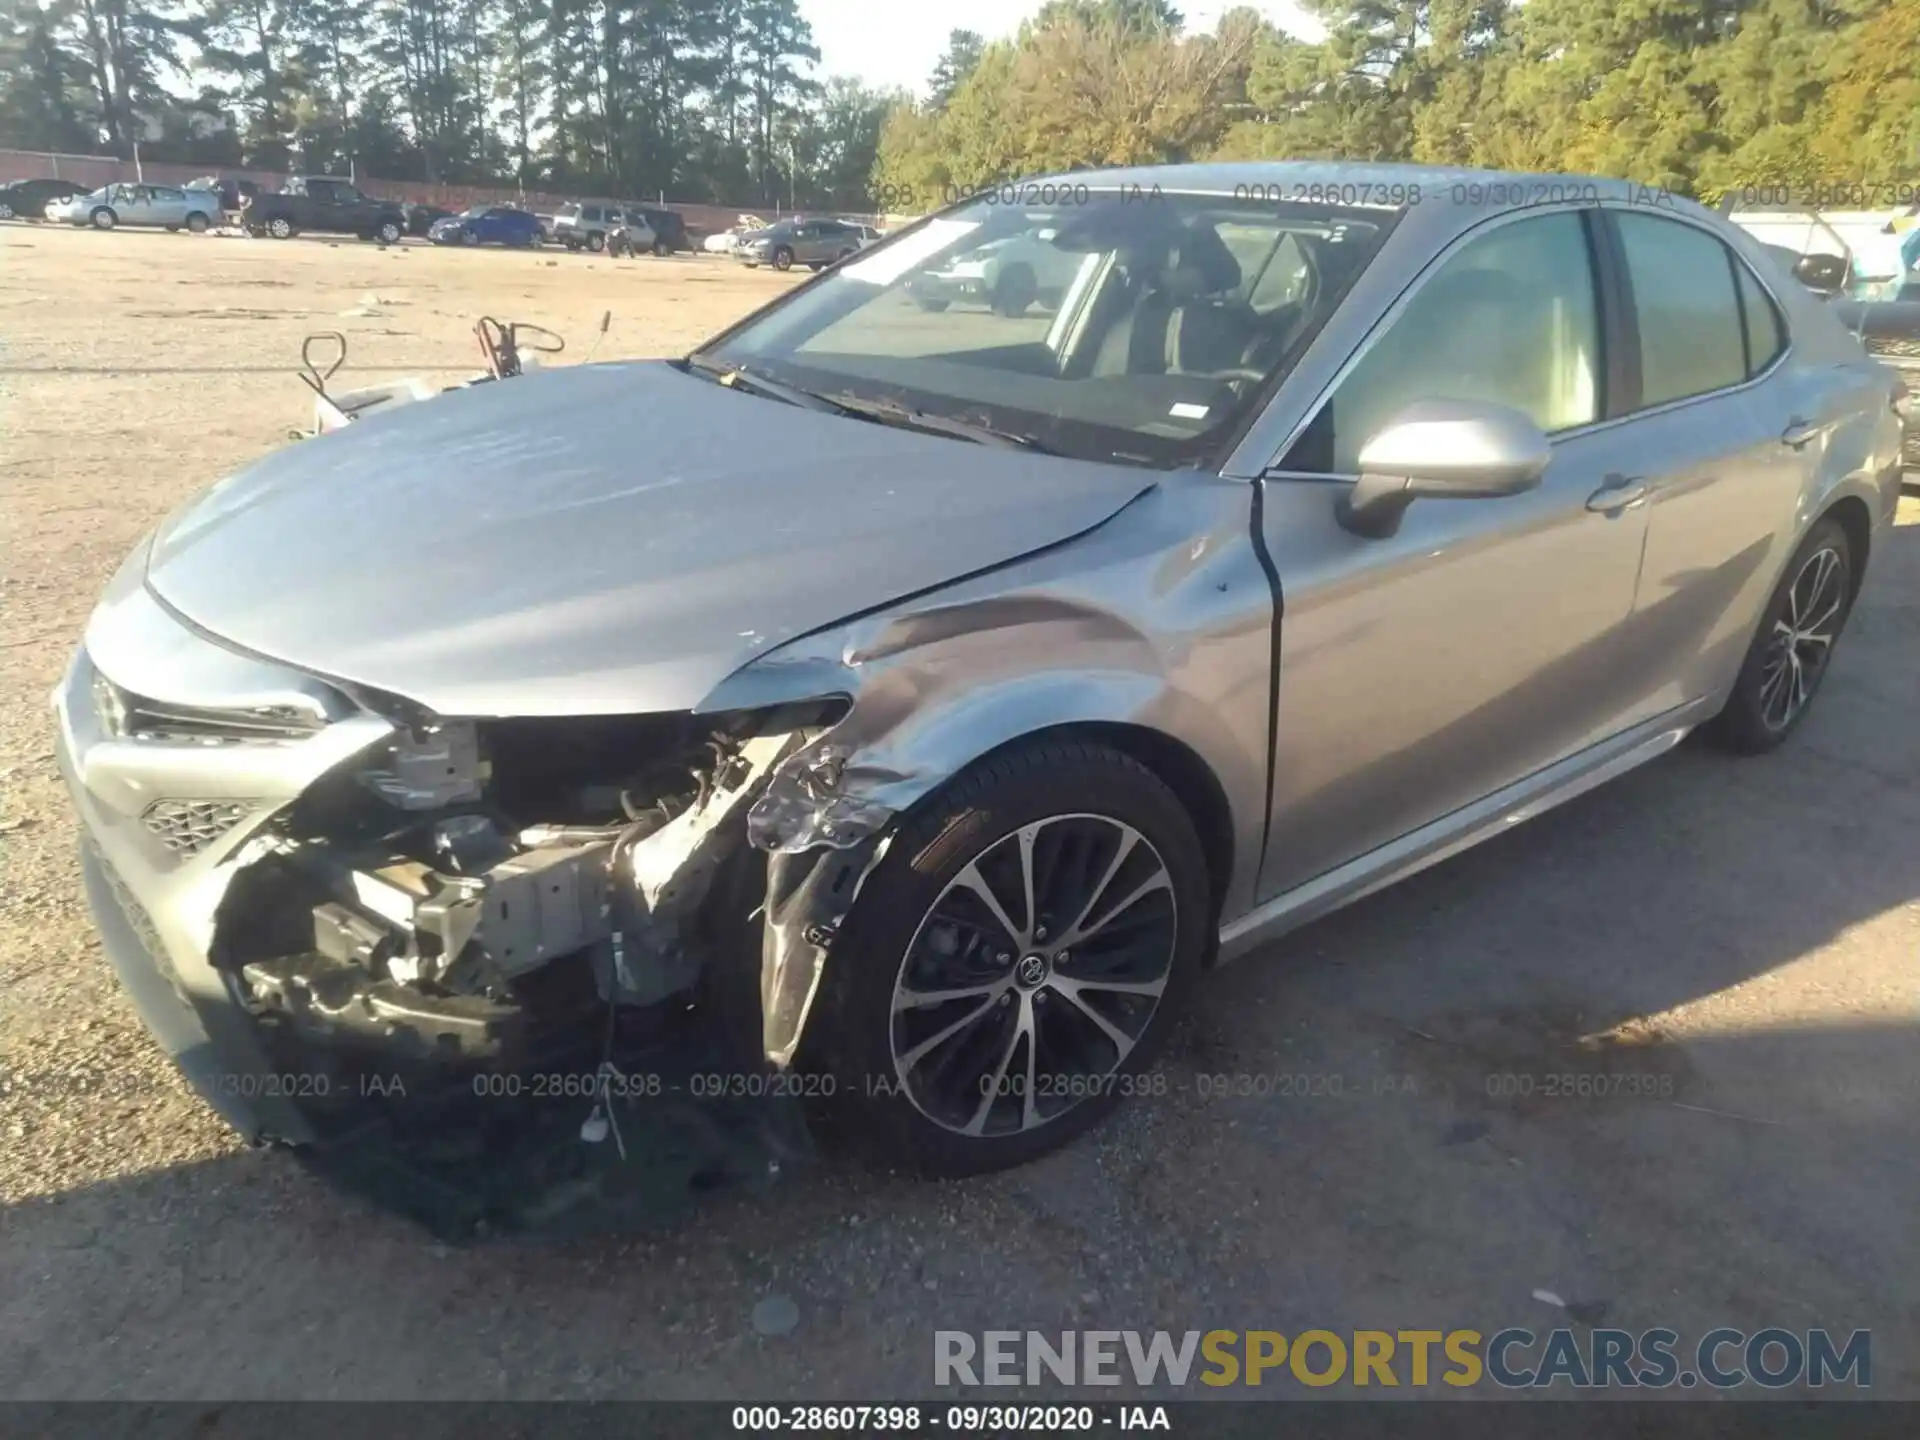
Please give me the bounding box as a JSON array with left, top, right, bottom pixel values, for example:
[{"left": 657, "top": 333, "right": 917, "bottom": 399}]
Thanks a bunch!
[
  {"left": 816, "top": 393, "right": 1054, "bottom": 453},
  {"left": 682, "top": 354, "right": 844, "bottom": 413},
  {"left": 683, "top": 355, "right": 1054, "bottom": 452}
]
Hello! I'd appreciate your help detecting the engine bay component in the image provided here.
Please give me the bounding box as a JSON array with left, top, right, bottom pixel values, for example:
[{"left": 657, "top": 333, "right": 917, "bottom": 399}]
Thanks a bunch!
[
  {"left": 472, "top": 840, "right": 614, "bottom": 979},
  {"left": 357, "top": 723, "right": 485, "bottom": 810}
]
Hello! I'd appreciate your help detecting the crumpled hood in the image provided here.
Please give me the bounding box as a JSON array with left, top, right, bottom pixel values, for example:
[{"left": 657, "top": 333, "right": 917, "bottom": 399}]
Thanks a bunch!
[{"left": 146, "top": 360, "right": 1150, "bottom": 717}]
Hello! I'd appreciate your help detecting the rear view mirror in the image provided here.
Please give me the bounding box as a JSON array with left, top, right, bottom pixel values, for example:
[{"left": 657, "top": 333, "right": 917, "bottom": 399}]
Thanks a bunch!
[
  {"left": 1338, "top": 399, "right": 1550, "bottom": 539},
  {"left": 1792, "top": 253, "right": 1849, "bottom": 296}
]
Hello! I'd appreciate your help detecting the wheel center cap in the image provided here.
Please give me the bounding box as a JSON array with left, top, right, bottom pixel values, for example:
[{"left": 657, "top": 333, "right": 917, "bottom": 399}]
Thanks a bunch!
[{"left": 1014, "top": 953, "right": 1051, "bottom": 989}]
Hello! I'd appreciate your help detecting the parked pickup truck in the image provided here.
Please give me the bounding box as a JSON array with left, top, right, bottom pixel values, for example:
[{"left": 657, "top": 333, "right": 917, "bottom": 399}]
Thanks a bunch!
[{"left": 242, "top": 176, "right": 407, "bottom": 243}]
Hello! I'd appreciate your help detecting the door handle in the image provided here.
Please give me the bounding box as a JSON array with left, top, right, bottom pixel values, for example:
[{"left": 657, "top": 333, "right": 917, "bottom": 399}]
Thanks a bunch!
[
  {"left": 1781, "top": 417, "right": 1819, "bottom": 450},
  {"left": 1586, "top": 474, "right": 1650, "bottom": 514}
]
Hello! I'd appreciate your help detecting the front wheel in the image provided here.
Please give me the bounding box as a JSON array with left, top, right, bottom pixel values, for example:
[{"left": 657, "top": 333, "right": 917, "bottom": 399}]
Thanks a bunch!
[
  {"left": 91, "top": 207, "right": 116, "bottom": 230},
  {"left": 653, "top": 238, "right": 671, "bottom": 257},
  {"left": 1705, "top": 516, "right": 1856, "bottom": 754},
  {"left": 588, "top": 231, "right": 605, "bottom": 253},
  {"left": 0, "top": 202, "right": 13, "bottom": 220},
  {"left": 809, "top": 737, "right": 1209, "bottom": 1176},
  {"left": 992, "top": 263, "right": 1038, "bottom": 318},
  {"left": 770, "top": 245, "right": 794, "bottom": 271}
]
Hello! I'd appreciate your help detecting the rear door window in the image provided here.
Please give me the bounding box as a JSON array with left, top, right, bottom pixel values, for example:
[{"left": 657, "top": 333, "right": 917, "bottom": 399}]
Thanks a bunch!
[{"left": 1616, "top": 212, "right": 1748, "bottom": 406}]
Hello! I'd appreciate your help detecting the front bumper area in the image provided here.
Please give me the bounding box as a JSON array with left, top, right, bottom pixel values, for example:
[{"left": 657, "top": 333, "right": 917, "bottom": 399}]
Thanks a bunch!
[
  {"left": 53, "top": 560, "right": 399, "bottom": 1143},
  {"left": 53, "top": 565, "right": 839, "bottom": 1235}
]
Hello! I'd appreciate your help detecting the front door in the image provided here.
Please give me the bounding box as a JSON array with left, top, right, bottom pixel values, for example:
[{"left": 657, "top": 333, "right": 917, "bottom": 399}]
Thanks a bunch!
[{"left": 1255, "top": 208, "right": 1658, "bottom": 897}]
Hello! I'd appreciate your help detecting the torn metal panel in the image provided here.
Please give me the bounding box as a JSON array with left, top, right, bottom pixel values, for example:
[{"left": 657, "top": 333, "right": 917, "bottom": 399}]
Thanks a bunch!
[
  {"left": 725, "top": 478, "right": 1272, "bottom": 921},
  {"left": 759, "top": 834, "right": 891, "bottom": 1067}
]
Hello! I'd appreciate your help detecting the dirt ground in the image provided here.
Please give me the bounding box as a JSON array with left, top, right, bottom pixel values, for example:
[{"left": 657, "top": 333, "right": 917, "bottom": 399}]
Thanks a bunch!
[{"left": 2, "top": 224, "right": 1918, "bottom": 1404}]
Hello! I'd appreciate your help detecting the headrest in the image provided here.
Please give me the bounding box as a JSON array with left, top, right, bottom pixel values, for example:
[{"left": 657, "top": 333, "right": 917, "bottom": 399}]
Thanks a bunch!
[{"left": 1161, "top": 225, "right": 1242, "bottom": 299}]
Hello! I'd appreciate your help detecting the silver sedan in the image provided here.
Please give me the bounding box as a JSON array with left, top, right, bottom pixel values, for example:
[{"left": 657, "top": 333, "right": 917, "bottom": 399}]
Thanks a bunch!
[
  {"left": 49, "top": 182, "right": 223, "bottom": 232},
  {"left": 53, "top": 163, "right": 1906, "bottom": 1195}
]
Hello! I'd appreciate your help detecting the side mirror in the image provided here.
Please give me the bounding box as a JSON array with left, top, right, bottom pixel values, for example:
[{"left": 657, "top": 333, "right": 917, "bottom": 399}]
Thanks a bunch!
[
  {"left": 1792, "top": 253, "right": 1849, "bottom": 296},
  {"left": 1337, "top": 399, "right": 1550, "bottom": 540}
]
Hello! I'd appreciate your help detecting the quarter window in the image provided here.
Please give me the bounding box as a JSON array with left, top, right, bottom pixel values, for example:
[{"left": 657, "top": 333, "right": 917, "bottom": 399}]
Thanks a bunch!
[
  {"left": 1736, "top": 261, "right": 1786, "bottom": 375},
  {"left": 1617, "top": 212, "right": 1747, "bottom": 406},
  {"left": 1289, "top": 211, "right": 1602, "bottom": 474}
]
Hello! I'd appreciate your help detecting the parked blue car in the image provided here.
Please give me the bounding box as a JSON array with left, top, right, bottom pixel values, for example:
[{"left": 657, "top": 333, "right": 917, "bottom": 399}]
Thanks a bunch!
[{"left": 428, "top": 205, "right": 544, "bottom": 248}]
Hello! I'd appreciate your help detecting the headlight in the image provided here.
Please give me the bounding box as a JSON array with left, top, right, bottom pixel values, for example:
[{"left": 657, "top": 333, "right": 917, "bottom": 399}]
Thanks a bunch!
[{"left": 92, "top": 671, "right": 128, "bottom": 738}]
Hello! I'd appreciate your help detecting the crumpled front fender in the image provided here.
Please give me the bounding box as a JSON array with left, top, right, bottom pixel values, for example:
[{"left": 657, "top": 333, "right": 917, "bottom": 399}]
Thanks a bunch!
[{"left": 698, "top": 475, "right": 1276, "bottom": 1065}]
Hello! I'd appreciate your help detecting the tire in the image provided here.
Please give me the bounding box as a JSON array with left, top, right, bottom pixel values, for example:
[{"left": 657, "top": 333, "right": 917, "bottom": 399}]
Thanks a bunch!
[
  {"left": 771, "top": 245, "right": 794, "bottom": 271},
  {"left": 267, "top": 216, "right": 294, "bottom": 239},
  {"left": 991, "top": 263, "right": 1038, "bottom": 317},
  {"left": 807, "top": 261, "right": 824, "bottom": 272},
  {"left": 378, "top": 220, "right": 403, "bottom": 245},
  {"left": 462, "top": 226, "right": 479, "bottom": 246},
  {"left": 91, "top": 207, "right": 116, "bottom": 230},
  {"left": 185, "top": 212, "right": 210, "bottom": 233},
  {"left": 653, "top": 238, "right": 671, "bottom": 257},
  {"left": 0, "top": 202, "right": 13, "bottom": 220},
  {"left": 1705, "top": 516, "right": 1856, "bottom": 755},
  {"left": 808, "top": 736, "right": 1209, "bottom": 1176},
  {"left": 914, "top": 295, "right": 950, "bottom": 313},
  {"left": 588, "top": 231, "right": 605, "bottom": 253}
]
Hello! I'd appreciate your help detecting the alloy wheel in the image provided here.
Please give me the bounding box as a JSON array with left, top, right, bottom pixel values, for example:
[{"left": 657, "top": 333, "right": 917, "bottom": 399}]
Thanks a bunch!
[
  {"left": 889, "top": 813, "right": 1178, "bottom": 1137},
  {"left": 1758, "top": 544, "right": 1846, "bottom": 731}
]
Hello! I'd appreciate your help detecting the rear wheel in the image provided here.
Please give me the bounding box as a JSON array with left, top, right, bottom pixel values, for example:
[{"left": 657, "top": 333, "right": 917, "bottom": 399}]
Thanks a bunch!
[
  {"left": 914, "top": 294, "right": 950, "bottom": 313},
  {"left": 378, "top": 219, "right": 403, "bottom": 245},
  {"left": 185, "top": 211, "right": 210, "bottom": 233},
  {"left": 653, "top": 238, "right": 671, "bottom": 257},
  {"left": 91, "top": 207, "right": 116, "bottom": 230},
  {"left": 267, "top": 216, "right": 294, "bottom": 239},
  {"left": 1706, "top": 516, "right": 1856, "bottom": 754},
  {"left": 0, "top": 202, "right": 13, "bottom": 220},
  {"left": 809, "top": 737, "right": 1208, "bottom": 1176}
]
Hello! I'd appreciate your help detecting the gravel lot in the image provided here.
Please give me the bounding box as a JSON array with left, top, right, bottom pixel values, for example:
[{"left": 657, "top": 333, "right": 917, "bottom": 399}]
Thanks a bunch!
[{"left": 2, "top": 222, "right": 1917, "bottom": 1403}]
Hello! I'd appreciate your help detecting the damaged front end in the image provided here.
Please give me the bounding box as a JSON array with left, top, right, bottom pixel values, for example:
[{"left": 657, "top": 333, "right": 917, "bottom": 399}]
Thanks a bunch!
[{"left": 57, "top": 607, "right": 895, "bottom": 1234}]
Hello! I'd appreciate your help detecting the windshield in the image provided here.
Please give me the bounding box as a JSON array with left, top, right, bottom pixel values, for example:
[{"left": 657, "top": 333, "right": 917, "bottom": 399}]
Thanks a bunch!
[{"left": 695, "top": 190, "right": 1395, "bottom": 468}]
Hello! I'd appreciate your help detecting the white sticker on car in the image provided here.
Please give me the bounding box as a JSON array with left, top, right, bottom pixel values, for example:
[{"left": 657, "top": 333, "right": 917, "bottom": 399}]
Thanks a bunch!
[{"left": 1170, "top": 402, "right": 1210, "bottom": 419}]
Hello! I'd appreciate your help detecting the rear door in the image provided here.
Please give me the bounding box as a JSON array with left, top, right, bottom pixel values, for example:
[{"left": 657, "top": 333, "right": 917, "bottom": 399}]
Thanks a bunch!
[
  {"left": 1595, "top": 206, "right": 1828, "bottom": 711},
  {"left": 1255, "top": 207, "right": 1658, "bottom": 896},
  {"left": 151, "top": 186, "right": 189, "bottom": 224}
]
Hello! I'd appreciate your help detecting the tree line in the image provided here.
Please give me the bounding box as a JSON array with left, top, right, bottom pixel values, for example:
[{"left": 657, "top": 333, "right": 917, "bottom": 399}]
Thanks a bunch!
[
  {"left": 1, "top": 0, "right": 1916, "bottom": 210},
  {"left": 878, "top": 0, "right": 1920, "bottom": 210},
  {"left": 0, "top": 0, "right": 896, "bottom": 209}
]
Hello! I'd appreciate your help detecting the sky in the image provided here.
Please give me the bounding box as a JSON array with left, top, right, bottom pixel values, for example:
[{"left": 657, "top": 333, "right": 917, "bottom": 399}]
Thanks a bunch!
[{"left": 798, "top": 0, "right": 1326, "bottom": 98}]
